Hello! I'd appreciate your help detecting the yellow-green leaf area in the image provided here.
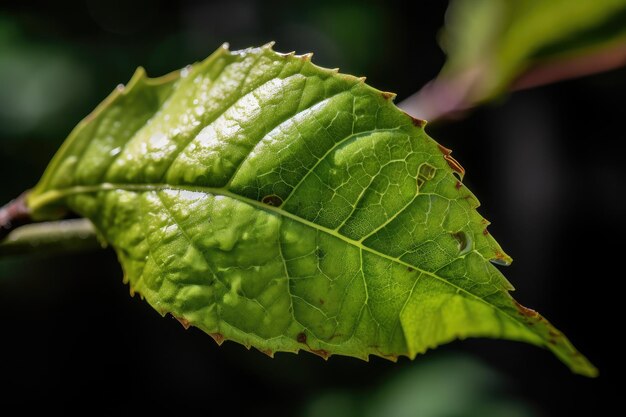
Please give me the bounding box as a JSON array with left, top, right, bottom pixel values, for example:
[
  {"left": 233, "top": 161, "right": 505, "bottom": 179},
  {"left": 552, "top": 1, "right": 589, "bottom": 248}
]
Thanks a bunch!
[{"left": 27, "top": 44, "right": 596, "bottom": 376}]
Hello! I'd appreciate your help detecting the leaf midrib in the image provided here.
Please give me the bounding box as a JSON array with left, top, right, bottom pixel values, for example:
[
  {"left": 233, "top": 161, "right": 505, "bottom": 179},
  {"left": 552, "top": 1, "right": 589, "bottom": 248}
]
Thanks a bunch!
[{"left": 28, "top": 182, "right": 529, "bottom": 336}]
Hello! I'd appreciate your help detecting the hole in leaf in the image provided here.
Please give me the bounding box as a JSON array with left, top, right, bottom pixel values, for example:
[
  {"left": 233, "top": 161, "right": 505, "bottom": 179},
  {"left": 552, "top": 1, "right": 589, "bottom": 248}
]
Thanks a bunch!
[
  {"left": 417, "top": 163, "right": 437, "bottom": 189},
  {"left": 262, "top": 194, "right": 283, "bottom": 207},
  {"left": 451, "top": 230, "right": 472, "bottom": 255},
  {"left": 491, "top": 250, "right": 512, "bottom": 266}
]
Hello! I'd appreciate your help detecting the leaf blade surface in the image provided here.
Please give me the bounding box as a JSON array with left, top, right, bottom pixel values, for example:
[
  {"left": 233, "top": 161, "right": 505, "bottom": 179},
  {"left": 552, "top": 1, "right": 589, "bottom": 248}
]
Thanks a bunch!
[{"left": 27, "top": 44, "right": 596, "bottom": 376}]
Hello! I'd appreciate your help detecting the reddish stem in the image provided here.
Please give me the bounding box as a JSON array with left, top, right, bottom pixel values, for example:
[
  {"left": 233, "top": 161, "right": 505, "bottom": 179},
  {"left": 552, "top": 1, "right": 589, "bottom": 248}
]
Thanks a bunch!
[{"left": 0, "top": 192, "right": 32, "bottom": 240}]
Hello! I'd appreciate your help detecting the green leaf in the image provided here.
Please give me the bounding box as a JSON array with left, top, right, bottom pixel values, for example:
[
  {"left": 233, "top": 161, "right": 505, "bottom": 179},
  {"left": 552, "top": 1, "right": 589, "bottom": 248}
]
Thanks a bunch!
[
  {"left": 440, "top": 0, "right": 626, "bottom": 102},
  {"left": 26, "top": 44, "right": 596, "bottom": 376}
]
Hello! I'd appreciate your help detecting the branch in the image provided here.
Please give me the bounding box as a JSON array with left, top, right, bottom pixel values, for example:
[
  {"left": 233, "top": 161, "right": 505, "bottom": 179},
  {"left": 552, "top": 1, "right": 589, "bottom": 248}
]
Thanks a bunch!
[
  {"left": 512, "top": 42, "right": 626, "bottom": 91},
  {"left": 0, "top": 192, "right": 31, "bottom": 240},
  {"left": 1, "top": 193, "right": 100, "bottom": 257},
  {"left": 0, "top": 218, "right": 100, "bottom": 257},
  {"left": 398, "top": 42, "right": 626, "bottom": 123},
  {"left": 397, "top": 74, "right": 476, "bottom": 123}
]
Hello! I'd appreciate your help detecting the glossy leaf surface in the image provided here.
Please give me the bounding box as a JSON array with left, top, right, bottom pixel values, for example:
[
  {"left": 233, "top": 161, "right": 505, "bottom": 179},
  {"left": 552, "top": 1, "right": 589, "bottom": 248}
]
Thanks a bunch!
[{"left": 27, "top": 44, "right": 596, "bottom": 376}]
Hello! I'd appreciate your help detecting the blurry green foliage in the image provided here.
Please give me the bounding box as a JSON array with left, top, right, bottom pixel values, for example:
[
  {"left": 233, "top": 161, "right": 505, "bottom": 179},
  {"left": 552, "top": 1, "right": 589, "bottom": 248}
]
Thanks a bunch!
[
  {"left": 0, "top": 17, "right": 91, "bottom": 137},
  {"left": 303, "top": 354, "right": 537, "bottom": 417},
  {"left": 440, "top": 0, "right": 626, "bottom": 102}
]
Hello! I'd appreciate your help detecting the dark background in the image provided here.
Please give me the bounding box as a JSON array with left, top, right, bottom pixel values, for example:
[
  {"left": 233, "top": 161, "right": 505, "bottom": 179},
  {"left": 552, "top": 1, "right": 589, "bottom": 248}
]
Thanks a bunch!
[{"left": 0, "top": 0, "right": 622, "bottom": 414}]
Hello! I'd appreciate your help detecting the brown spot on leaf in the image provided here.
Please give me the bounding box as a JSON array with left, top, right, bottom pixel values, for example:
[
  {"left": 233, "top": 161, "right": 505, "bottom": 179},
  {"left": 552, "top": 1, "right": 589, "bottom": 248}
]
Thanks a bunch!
[
  {"left": 438, "top": 144, "right": 452, "bottom": 155},
  {"left": 262, "top": 194, "right": 283, "bottom": 207},
  {"left": 371, "top": 346, "right": 398, "bottom": 362},
  {"left": 514, "top": 301, "right": 539, "bottom": 318},
  {"left": 483, "top": 228, "right": 489, "bottom": 236},
  {"left": 174, "top": 316, "right": 191, "bottom": 329},
  {"left": 407, "top": 266, "right": 415, "bottom": 272},
  {"left": 381, "top": 92, "right": 395, "bottom": 100},
  {"left": 455, "top": 181, "right": 462, "bottom": 189},
  {"left": 491, "top": 250, "right": 512, "bottom": 266},
  {"left": 444, "top": 155, "right": 465, "bottom": 178},
  {"left": 437, "top": 144, "right": 465, "bottom": 178},
  {"left": 297, "top": 332, "right": 307, "bottom": 344},
  {"left": 311, "top": 348, "right": 330, "bottom": 359},
  {"left": 210, "top": 332, "right": 224, "bottom": 345},
  {"left": 451, "top": 231, "right": 469, "bottom": 253},
  {"left": 259, "top": 348, "right": 274, "bottom": 358},
  {"left": 410, "top": 115, "right": 426, "bottom": 127},
  {"left": 451, "top": 230, "right": 472, "bottom": 255},
  {"left": 319, "top": 299, "right": 325, "bottom": 305}
]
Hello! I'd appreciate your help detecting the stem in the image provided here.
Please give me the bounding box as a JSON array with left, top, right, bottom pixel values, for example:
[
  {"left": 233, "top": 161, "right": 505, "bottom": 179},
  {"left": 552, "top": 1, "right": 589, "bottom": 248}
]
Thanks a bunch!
[
  {"left": 512, "top": 42, "right": 626, "bottom": 91},
  {"left": 1, "top": 193, "right": 100, "bottom": 257},
  {"left": 0, "top": 219, "right": 100, "bottom": 257},
  {"left": 399, "top": 42, "right": 626, "bottom": 123},
  {"left": 397, "top": 75, "right": 475, "bottom": 123},
  {"left": 0, "top": 192, "right": 31, "bottom": 240}
]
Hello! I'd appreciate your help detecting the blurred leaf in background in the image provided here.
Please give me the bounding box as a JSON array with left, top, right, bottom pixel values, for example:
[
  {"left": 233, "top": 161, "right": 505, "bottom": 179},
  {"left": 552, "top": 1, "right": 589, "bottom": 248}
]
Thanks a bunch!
[
  {"left": 401, "top": 0, "right": 626, "bottom": 120},
  {"left": 303, "top": 354, "right": 539, "bottom": 417},
  {"left": 0, "top": 16, "right": 92, "bottom": 138}
]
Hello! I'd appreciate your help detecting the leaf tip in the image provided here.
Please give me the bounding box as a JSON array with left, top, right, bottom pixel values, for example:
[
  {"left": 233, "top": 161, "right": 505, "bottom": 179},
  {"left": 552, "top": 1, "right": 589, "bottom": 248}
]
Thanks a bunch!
[
  {"left": 381, "top": 91, "right": 397, "bottom": 101},
  {"left": 173, "top": 315, "right": 191, "bottom": 330},
  {"left": 262, "top": 41, "right": 276, "bottom": 50},
  {"left": 257, "top": 348, "right": 275, "bottom": 358},
  {"left": 412, "top": 116, "right": 426, "bottom": 128},
  {"left": 276, "top": 49, "right": 296, "bottom": 58},
  {"left": 402, "top": 111, "right": 427, "bottom": 128},
  {"left": 310, "top": 348, "right": 331, "bottom": 360},
  {"left": 298, "top": 52, "right": 314, "bottom": 61},
  {"left": 127, "top": 66, "right": 147, "bottom": 91},
  {"left": 210, "top": 332, "right": 225, "bottom": 346},
  {"left": 490, "top": 250, "right": 513, "bottom": 266},
  {"left": 220, "top": 42, "right": 230, "bottom": 51},
  {"left": 577, "top": 361, "right": 599, "bottom": 378},
  {"left": 437, "top": 143, "right": 465, "bottom": 179}
]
